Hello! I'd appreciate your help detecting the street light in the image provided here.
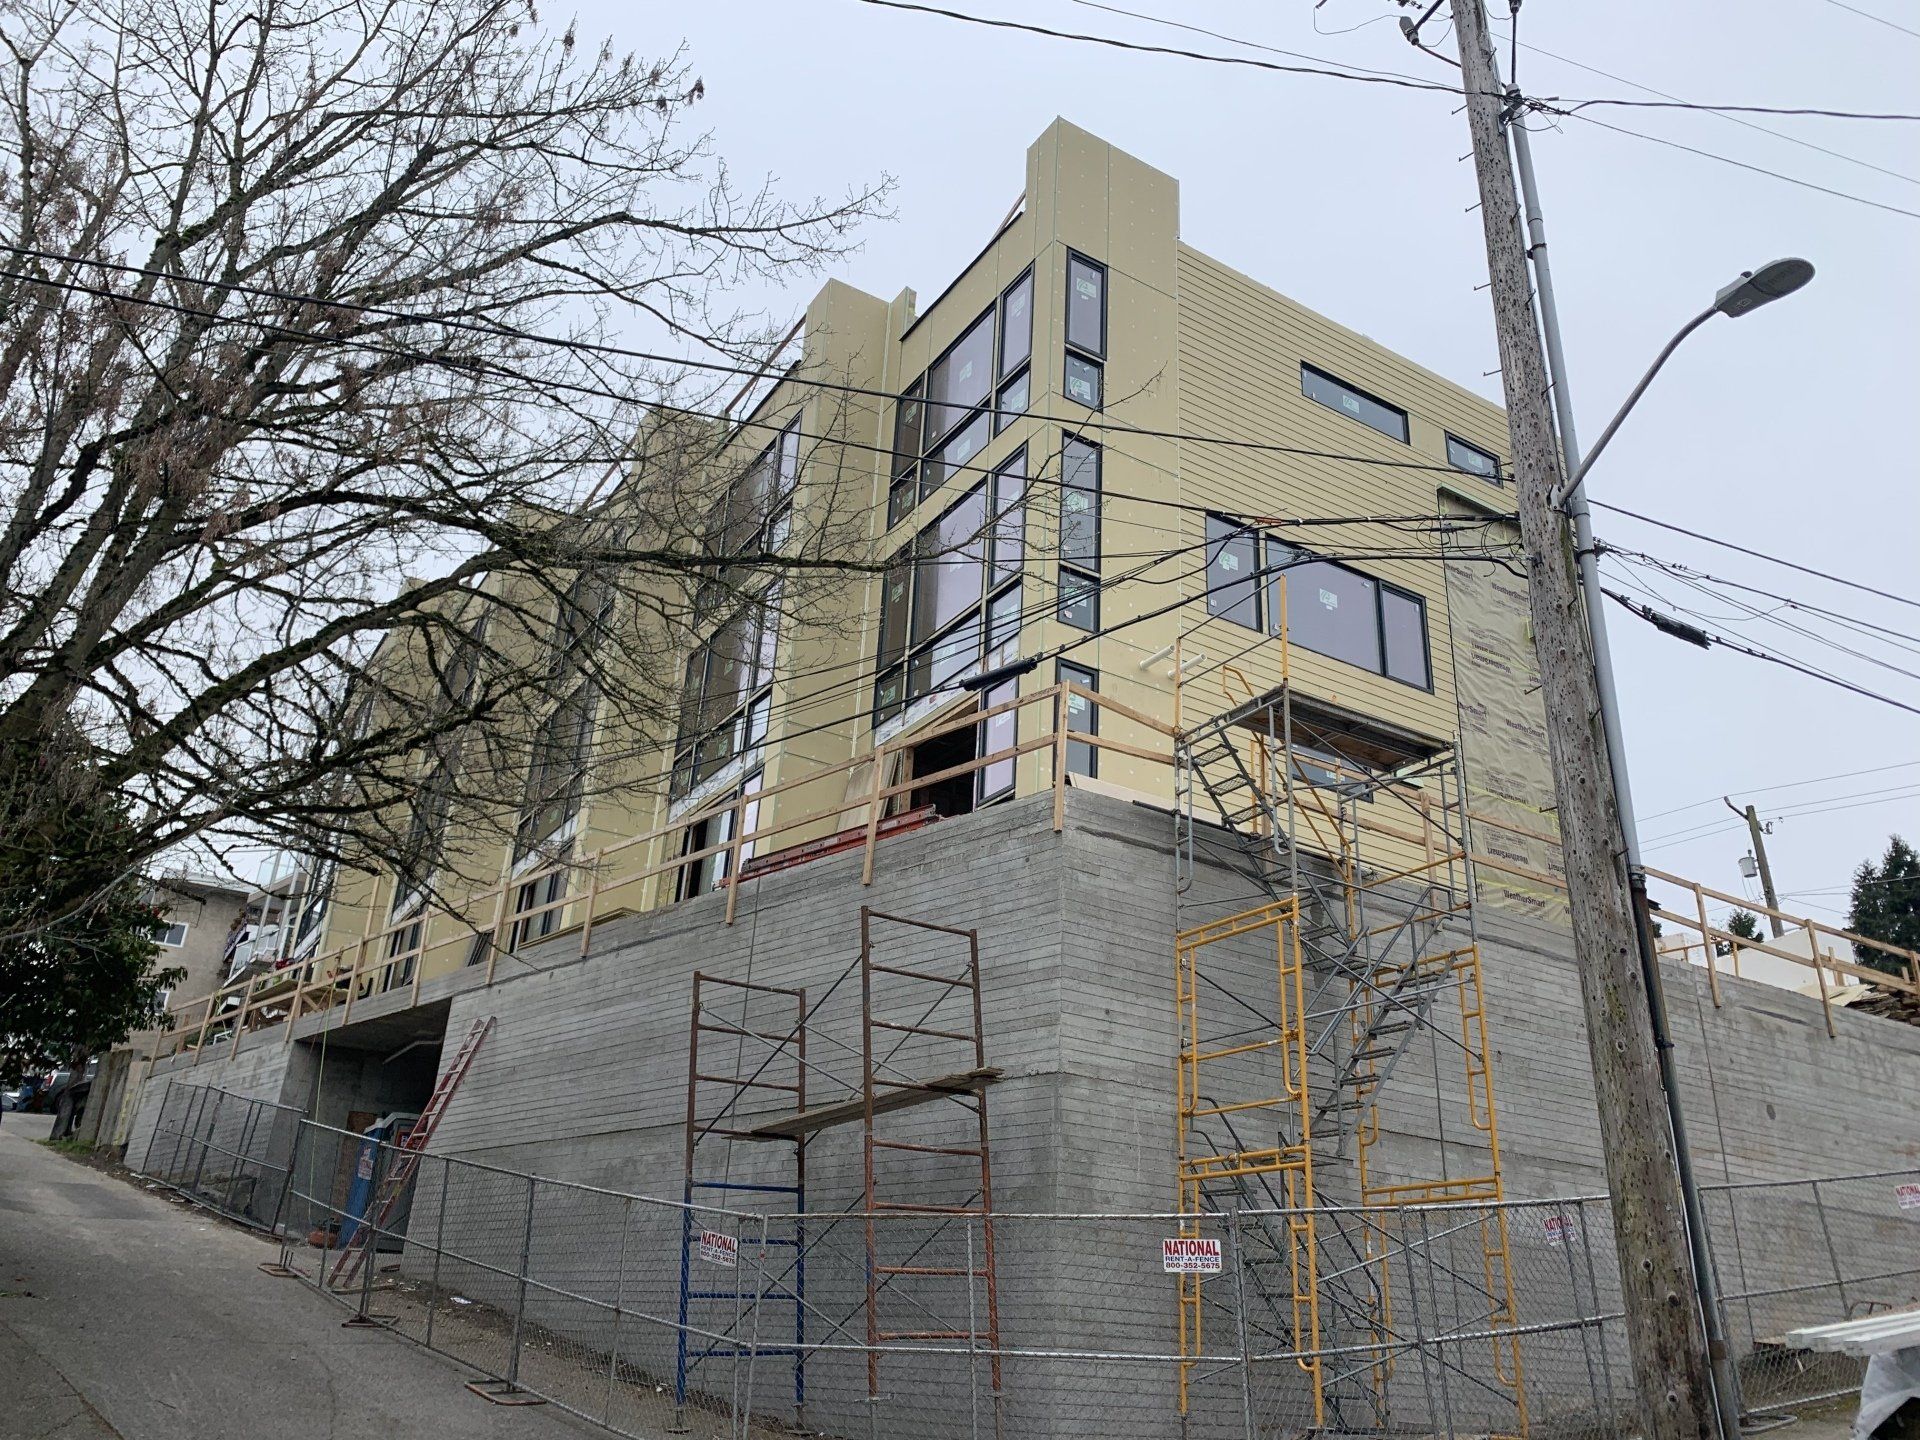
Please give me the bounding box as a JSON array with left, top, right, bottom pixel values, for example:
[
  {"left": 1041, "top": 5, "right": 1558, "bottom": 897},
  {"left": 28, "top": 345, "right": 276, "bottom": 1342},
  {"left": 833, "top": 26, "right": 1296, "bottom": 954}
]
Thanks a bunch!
[
  {"left": 1521, "top": 250, "right": 1813, "bottom": 1440},
  {"left": 1548, "top": 258, "right": 1815, "bottom": 510}
]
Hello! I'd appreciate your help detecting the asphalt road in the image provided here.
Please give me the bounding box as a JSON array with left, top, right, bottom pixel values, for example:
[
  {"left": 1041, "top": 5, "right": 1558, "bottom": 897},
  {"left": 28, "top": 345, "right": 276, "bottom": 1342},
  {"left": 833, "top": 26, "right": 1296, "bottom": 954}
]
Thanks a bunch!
[{"left": 0, "top": 1116, "right": 597, "bottom": 1440}]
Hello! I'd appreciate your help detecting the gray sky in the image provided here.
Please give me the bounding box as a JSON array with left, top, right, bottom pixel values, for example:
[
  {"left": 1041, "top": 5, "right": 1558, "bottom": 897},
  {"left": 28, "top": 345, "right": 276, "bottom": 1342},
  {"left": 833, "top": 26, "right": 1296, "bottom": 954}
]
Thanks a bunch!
[{"left": 606, "top": 0, "right": 1918, "bottom": 926}]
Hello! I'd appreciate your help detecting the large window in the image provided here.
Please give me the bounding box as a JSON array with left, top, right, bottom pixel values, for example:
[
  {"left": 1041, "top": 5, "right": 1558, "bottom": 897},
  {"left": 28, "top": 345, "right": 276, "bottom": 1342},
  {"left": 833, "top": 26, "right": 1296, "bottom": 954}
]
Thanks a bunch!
[
  {"left": 1301, "top": 364, "right": 1409, "bottom": 443},
  {"left": 874, "top": 452, "right": 1027, "bottom": 727},
  {"left": 154, "top": 921, "right": 188, "bottom": 948},
  {"left": 1057, "top": 437, "right": 1101, "bottom": 631},
  {"left": 1446, "top": 433, "right": 1502, "bottom": 482},
  {"left": 671, "top": 586, "right": 781, "bottom": 801},
  {"left": 890, "top": 272, "right": 1033, "bottom": 523},
  {"left": 706, "top": 420, "right": 801, "bottom": 559},
  {"left": 518, "top": 681, "right": 597, "bottom": 855},
  {"left": 1064, "top": 253, "right": 1106, "bottom": 410},
  {"left": 1267, "top": 541, "right": 1430, "bottom": 689},
  {"left": 1204, "top": 516, "right": 1260, "bottom": 629},
  {"left": 678, "top": 770, "right": 764, "bottom": 900}
]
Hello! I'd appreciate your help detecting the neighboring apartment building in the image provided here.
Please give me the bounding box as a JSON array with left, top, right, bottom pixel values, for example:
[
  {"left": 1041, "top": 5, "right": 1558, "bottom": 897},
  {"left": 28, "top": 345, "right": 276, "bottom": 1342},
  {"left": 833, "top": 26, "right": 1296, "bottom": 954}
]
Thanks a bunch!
[
  {"left": 80, "top": 872, "right": 251, "bottom": 1148},
  {"left": 307, "top": 117, "right": 1560, "bottom": 980}
]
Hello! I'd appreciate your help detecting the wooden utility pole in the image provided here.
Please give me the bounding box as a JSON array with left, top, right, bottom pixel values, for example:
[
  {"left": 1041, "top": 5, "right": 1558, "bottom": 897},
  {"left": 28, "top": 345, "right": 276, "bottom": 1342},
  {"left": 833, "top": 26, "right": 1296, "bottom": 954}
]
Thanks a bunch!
[
  {"left": 1448, "top": 5, "right": 1716, "bottom": 1440},
  {"left": 1727, "top": 798, "right": 1786, "bottom": 935}
]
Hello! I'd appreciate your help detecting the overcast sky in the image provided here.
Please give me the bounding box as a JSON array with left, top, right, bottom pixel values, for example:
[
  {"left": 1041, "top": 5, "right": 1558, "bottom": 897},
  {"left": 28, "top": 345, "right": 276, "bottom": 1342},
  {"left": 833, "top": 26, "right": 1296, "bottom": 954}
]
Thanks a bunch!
[{"left": 590, "top": 0, "right": 1919, "bottom": 925}]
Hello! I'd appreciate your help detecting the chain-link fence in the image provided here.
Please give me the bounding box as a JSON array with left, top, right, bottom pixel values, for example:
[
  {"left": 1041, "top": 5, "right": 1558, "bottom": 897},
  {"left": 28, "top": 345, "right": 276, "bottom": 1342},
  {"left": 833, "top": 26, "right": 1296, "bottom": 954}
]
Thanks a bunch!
[
  {"left": 137, "top": 1079, "right": 303, "bottom": 1230},
  {"left": 1702, "top": 1169, "right": 1920, "bottom": 1417},
  {"left": 134, "top": 1106, "right": 1917, "bottom": 1440}
]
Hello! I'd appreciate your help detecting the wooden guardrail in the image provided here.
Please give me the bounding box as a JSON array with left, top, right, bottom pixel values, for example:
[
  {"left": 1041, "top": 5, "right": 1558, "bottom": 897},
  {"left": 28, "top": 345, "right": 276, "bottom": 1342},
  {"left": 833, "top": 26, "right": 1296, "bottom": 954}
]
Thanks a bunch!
[{"left": 161, "top": 678, "right": 1896, "bottom": 1065}]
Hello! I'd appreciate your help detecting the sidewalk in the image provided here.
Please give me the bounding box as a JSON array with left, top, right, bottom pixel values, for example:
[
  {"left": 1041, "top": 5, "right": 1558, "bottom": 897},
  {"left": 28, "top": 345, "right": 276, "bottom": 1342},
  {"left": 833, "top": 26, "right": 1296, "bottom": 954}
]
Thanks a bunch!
[{"left": 0, "top": 1119, "right": 598, "bottom": 1440}]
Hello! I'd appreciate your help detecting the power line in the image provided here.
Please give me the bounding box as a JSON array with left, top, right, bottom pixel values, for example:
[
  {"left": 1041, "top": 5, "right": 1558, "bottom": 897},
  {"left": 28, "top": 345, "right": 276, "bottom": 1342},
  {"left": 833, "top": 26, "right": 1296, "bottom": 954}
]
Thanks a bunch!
[
  {"left": 0, "top": 243, "right": 1531, "bottom": 484},
  {"left": 1823, "top": 0, "right": 1920, "bottom": 41},
  {"left": 1605, "top": 588, "right": 1920, "bottom": 716},
  {"left": 1494, "top": 25, "right": 1920, "bottom": 188},
  {"left": 1593, "top": 500, "right": 1920, "bottom": 612},
  {"left": 1638, "top": 758, "right": 1920, "bottom": 825},
  {"left": 848, "top": 0, "right": 1920, "bottom": 121},
  {"left": 1559, "top": 108, "right": 1920, "bottom": 221},
  {"left": 1603, "top": 546, "right": 1920, "bottom": 656}
]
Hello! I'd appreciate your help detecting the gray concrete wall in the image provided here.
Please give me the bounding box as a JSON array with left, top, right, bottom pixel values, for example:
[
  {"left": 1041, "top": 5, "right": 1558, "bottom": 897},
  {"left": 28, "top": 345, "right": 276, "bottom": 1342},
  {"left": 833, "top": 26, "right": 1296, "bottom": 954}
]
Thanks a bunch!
[{"left": 114, "top": 789, "right": 1920, "bottom": 1437}]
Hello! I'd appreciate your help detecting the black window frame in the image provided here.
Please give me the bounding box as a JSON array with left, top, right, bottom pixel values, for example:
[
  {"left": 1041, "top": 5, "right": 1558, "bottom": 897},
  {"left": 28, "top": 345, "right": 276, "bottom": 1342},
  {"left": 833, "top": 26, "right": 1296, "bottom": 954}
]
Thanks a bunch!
[
  {"left": 670, "top": 584, "right": 783, "bottom": 803},
  {"left": 1300, "top": 364, "right": 1409, "bottom": 444},
  {"left": 872, "top": 454, "right": 1028, "bottom": 729},
  {"left": 1057, "top": 660, "right": 1099, "bottom": 779},
  {"left": 1203, "top": 515, "right": 1262, "bottom": 630},
  {"left": 517, "top": 680, "right": 598, "bottom": 857},
  {"left": 1056, "top": 435, "right": 1101, "bottom": 632},
  {"left": 1264, "top": 535, "right": 1433, "bottom": 692},
  {"left": 888, "top": 270, "right": 1035, "bottom": 525},
  {"left": 1064, "top": 252, "right": 1107, "bottom": 413},
  {"left": 1445, "top": 433, "right": 1503, "bottom": 483}
]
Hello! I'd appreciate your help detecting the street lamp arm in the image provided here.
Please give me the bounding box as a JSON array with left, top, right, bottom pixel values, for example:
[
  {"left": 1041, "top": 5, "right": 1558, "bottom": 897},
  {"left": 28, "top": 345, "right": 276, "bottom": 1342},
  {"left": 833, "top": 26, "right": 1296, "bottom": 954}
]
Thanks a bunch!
[{"left": 1548, "top": 303, "right": 1718, "bottom": 511}]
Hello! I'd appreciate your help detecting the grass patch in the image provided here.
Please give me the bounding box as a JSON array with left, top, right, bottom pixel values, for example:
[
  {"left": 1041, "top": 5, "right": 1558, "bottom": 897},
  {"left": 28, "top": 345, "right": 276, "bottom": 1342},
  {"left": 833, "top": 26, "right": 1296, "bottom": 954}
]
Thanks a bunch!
[{"left": 37, "top": 1137, "right": 95, "bottom": 1156}]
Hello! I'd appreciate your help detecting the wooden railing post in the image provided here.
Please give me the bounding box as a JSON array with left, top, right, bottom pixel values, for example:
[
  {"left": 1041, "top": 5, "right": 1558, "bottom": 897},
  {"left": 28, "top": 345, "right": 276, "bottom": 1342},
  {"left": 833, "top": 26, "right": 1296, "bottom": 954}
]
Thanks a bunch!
[
  {"left": 723, "top": 788, "right": 748, "bottom": 926},
  {"left": 861, "top": 744, "right": 888, "bottom": 887},
  {"left": 1808, "top": 917, "right": 1837, "bottom": 1037},
  {"left": 230, "top": 976, "right": 259, "bottom": 1057},
  {"left": 1694, "top": 883, "right": 1721, "bottom": 1007},
  {"left": 1052, "top": 683, "right": 1069, "bottom": 834},
  {"left": 484, "top": 855, "right": 513, "bottom": 985}
]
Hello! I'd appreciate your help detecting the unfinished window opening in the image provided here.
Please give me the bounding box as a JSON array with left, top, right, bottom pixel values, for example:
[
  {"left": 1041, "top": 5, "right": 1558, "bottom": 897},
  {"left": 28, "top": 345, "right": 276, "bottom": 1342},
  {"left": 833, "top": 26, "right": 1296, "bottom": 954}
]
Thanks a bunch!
[{"left": 908, "top": 721, "right": 980, "bottom": 819}]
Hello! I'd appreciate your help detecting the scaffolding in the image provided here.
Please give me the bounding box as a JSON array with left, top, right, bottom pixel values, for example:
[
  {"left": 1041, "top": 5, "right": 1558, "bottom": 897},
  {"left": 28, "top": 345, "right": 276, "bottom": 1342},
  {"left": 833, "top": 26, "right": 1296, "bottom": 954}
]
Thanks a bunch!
[
  {"left": 677, "top": 908, "right": 1004, "bottom": 1439},
  {"left": 1174, "top": 642, "right": 1525, "bottom": 1437}
]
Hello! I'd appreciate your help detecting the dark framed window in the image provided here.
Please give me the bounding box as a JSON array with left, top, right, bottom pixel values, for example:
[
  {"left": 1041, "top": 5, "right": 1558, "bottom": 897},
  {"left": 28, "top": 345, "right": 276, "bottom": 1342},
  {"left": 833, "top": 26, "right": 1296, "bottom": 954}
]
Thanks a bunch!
[
  {"left": 1066, "top": 254, "right": 1106, "bottom": 356},
  {"left": 1064, "top": 253, "right": 1106, "bottom": 412},
  {"left": 1058, "top": 661, "right": 1099, "bottom": 778},
  {"left": 999, "top": 269, "right": 1033, "bottom": 378},
  {"left": 510, "top": 869, "right": 567, "bottom": 950},
  {"left": 1204, "top": 516, "right": 1261, "bottom": 629},
  {"left": 1301, "top": 364, "right": 1409, "bottom": 443},
  {"left": 677, "top": 769, "right": 763, "bottom": 901},
  {"left": 518, "top": 681, "right": 597, "bottom": 856},
  {"left": 1266, "top": 539, "right": 1431, "bottom": 690},
  {"left": 1446, "top": 434, "right": 1502, "bottom": 482},
  {"left": 1057, "top": 436, "right": 1101, "bottom": 632},
  {"left": 888, "top": 271, "right": 1033, "bottom": 523},
  {"left": 873, "top": 455, "right": 1027, "bottom": 728},
  {"left": 924, "top": 309, "right": 995, "bottom": 446},
  {"left": 670, "top": 586, "right": 782, "bottom": 801},
  {"left": 976, "top": 676, "right": 1019, "bottom": 805}
]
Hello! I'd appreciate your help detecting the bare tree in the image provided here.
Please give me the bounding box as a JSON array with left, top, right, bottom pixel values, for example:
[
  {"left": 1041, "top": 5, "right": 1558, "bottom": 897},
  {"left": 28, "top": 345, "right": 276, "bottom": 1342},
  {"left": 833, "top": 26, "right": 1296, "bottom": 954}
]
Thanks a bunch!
[{"left": 0, "top": 0, "right": 892, "bottom": 925}]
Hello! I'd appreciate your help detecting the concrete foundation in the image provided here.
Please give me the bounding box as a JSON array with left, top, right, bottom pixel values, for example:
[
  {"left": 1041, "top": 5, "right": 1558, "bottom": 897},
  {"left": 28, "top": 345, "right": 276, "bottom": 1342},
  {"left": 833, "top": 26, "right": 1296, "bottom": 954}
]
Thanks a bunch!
[{"left": 124, "top": 790, "right": 1920, "bottom": 1439}]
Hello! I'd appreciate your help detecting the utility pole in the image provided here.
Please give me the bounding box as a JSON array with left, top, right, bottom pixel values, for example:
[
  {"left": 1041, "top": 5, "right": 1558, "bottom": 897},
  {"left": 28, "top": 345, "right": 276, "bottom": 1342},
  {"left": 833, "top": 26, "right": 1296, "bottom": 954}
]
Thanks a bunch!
[
  {"left": 1727, "top": 798, "right": 1786, "bottom": 935},
  {"left": 1448, "top": 6, "right": 1718, "bottom": 1440}
]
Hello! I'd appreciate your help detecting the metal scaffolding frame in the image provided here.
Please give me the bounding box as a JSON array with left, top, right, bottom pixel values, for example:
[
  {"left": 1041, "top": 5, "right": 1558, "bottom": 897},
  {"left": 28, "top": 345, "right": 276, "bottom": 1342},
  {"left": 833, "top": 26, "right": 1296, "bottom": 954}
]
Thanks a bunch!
[
  {"left": 1174, "top": 647, "right": 1526, "bottom": 1437},
  {"left": 676, "top": 908, "right": 1004, "bottom": 1440},
  {"left": 676, "top": 972, "right": 810, "bottom": 1432}
]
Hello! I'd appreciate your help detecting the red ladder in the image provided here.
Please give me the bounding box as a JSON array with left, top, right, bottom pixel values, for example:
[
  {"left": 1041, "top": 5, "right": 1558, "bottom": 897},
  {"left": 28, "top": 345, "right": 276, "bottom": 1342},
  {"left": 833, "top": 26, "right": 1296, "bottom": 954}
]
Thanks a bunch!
[{"left": 328, "top": 1015, "right": 495, "bottom": 1288}]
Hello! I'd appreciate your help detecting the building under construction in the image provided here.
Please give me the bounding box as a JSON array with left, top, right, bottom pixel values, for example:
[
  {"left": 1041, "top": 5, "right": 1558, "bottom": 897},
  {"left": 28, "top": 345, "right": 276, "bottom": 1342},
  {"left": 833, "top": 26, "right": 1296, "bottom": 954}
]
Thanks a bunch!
[{"left": 125, "top": 119, "right": 1920, "bottom": 1440}]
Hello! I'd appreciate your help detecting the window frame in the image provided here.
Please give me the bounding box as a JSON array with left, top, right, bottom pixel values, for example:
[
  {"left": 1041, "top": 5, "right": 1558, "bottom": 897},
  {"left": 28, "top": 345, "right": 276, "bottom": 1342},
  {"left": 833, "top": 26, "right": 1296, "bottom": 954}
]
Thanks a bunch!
[
  {"left": 1445, "top": 433, "right": 1503, "bottom": 483},
  {"left": 1203, "top": 515, "right": 1262, "bottom": 630},
  {"left": 1300, "top": 364, "right": 1410, "bottom": 444},
  {"left": 872, "top": 455, "right": 1028, "bottom": 729},
  {"left": 1057, "top": 660, "right": 1099, "bottom": 779},
  {"left": 1265, "top": 535, "right": 1433, "bottom": 692},
  {"left": 154, "top": 920, "right": 189, "bottom": 948},
  {"left": 1057, "top": 435, "right": 1101, "bottom": 632},
  {"left": 670, "top": 584, "right": 783, "bottom": 802},
  {"left": 1063, "top": 252, "right": 1107, "bottom": 413},
  {"left": 517, "top": 680, "right": 598, "bottom": 856}
]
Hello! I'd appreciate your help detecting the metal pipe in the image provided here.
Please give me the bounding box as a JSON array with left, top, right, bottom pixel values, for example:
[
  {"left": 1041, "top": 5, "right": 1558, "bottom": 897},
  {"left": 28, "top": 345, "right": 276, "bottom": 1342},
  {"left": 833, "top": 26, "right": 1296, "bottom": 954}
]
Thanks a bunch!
[{"left": 1508, "top": 86, "right": 1745, "bottom": 1440}]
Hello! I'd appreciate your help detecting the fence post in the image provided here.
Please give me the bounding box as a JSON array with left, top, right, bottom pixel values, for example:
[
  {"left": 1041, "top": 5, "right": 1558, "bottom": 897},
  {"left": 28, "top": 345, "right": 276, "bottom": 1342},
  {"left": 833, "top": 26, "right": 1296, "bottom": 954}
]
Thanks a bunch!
[
  {"left": 345, "top": 1138, "right": 386, "bottom": 1327},
  {"left": 965, "top": 1215, "right": 981, "bottom": 1440},
  {"left": 1811, "top": 1180, "right": 1852, "bottom": 1318},
  {"left": 737, "top": 1215, "right": 772, "bottom": 1440},
  {"left": 1575, "top": 1198, "right": 1621, "bottom": 1426},
  {"left": 266, "top": 1113, "right": 300, "bottom": 1241},
  {"left": 425, "top": 1157, "right": 450, "bottom": 1353},
  {"left": 1228, "top": 1207, "right": 1257, "bottom": 1440},
  {"left": 604, "top": 1195, "right": 633, "bottom": 1426},
  {"left": 506, "top": 1174, "right": 536, "bottom": 1390},
  {"left": 187, "top": 1089, "right": 224, "bottom": 1198}
]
